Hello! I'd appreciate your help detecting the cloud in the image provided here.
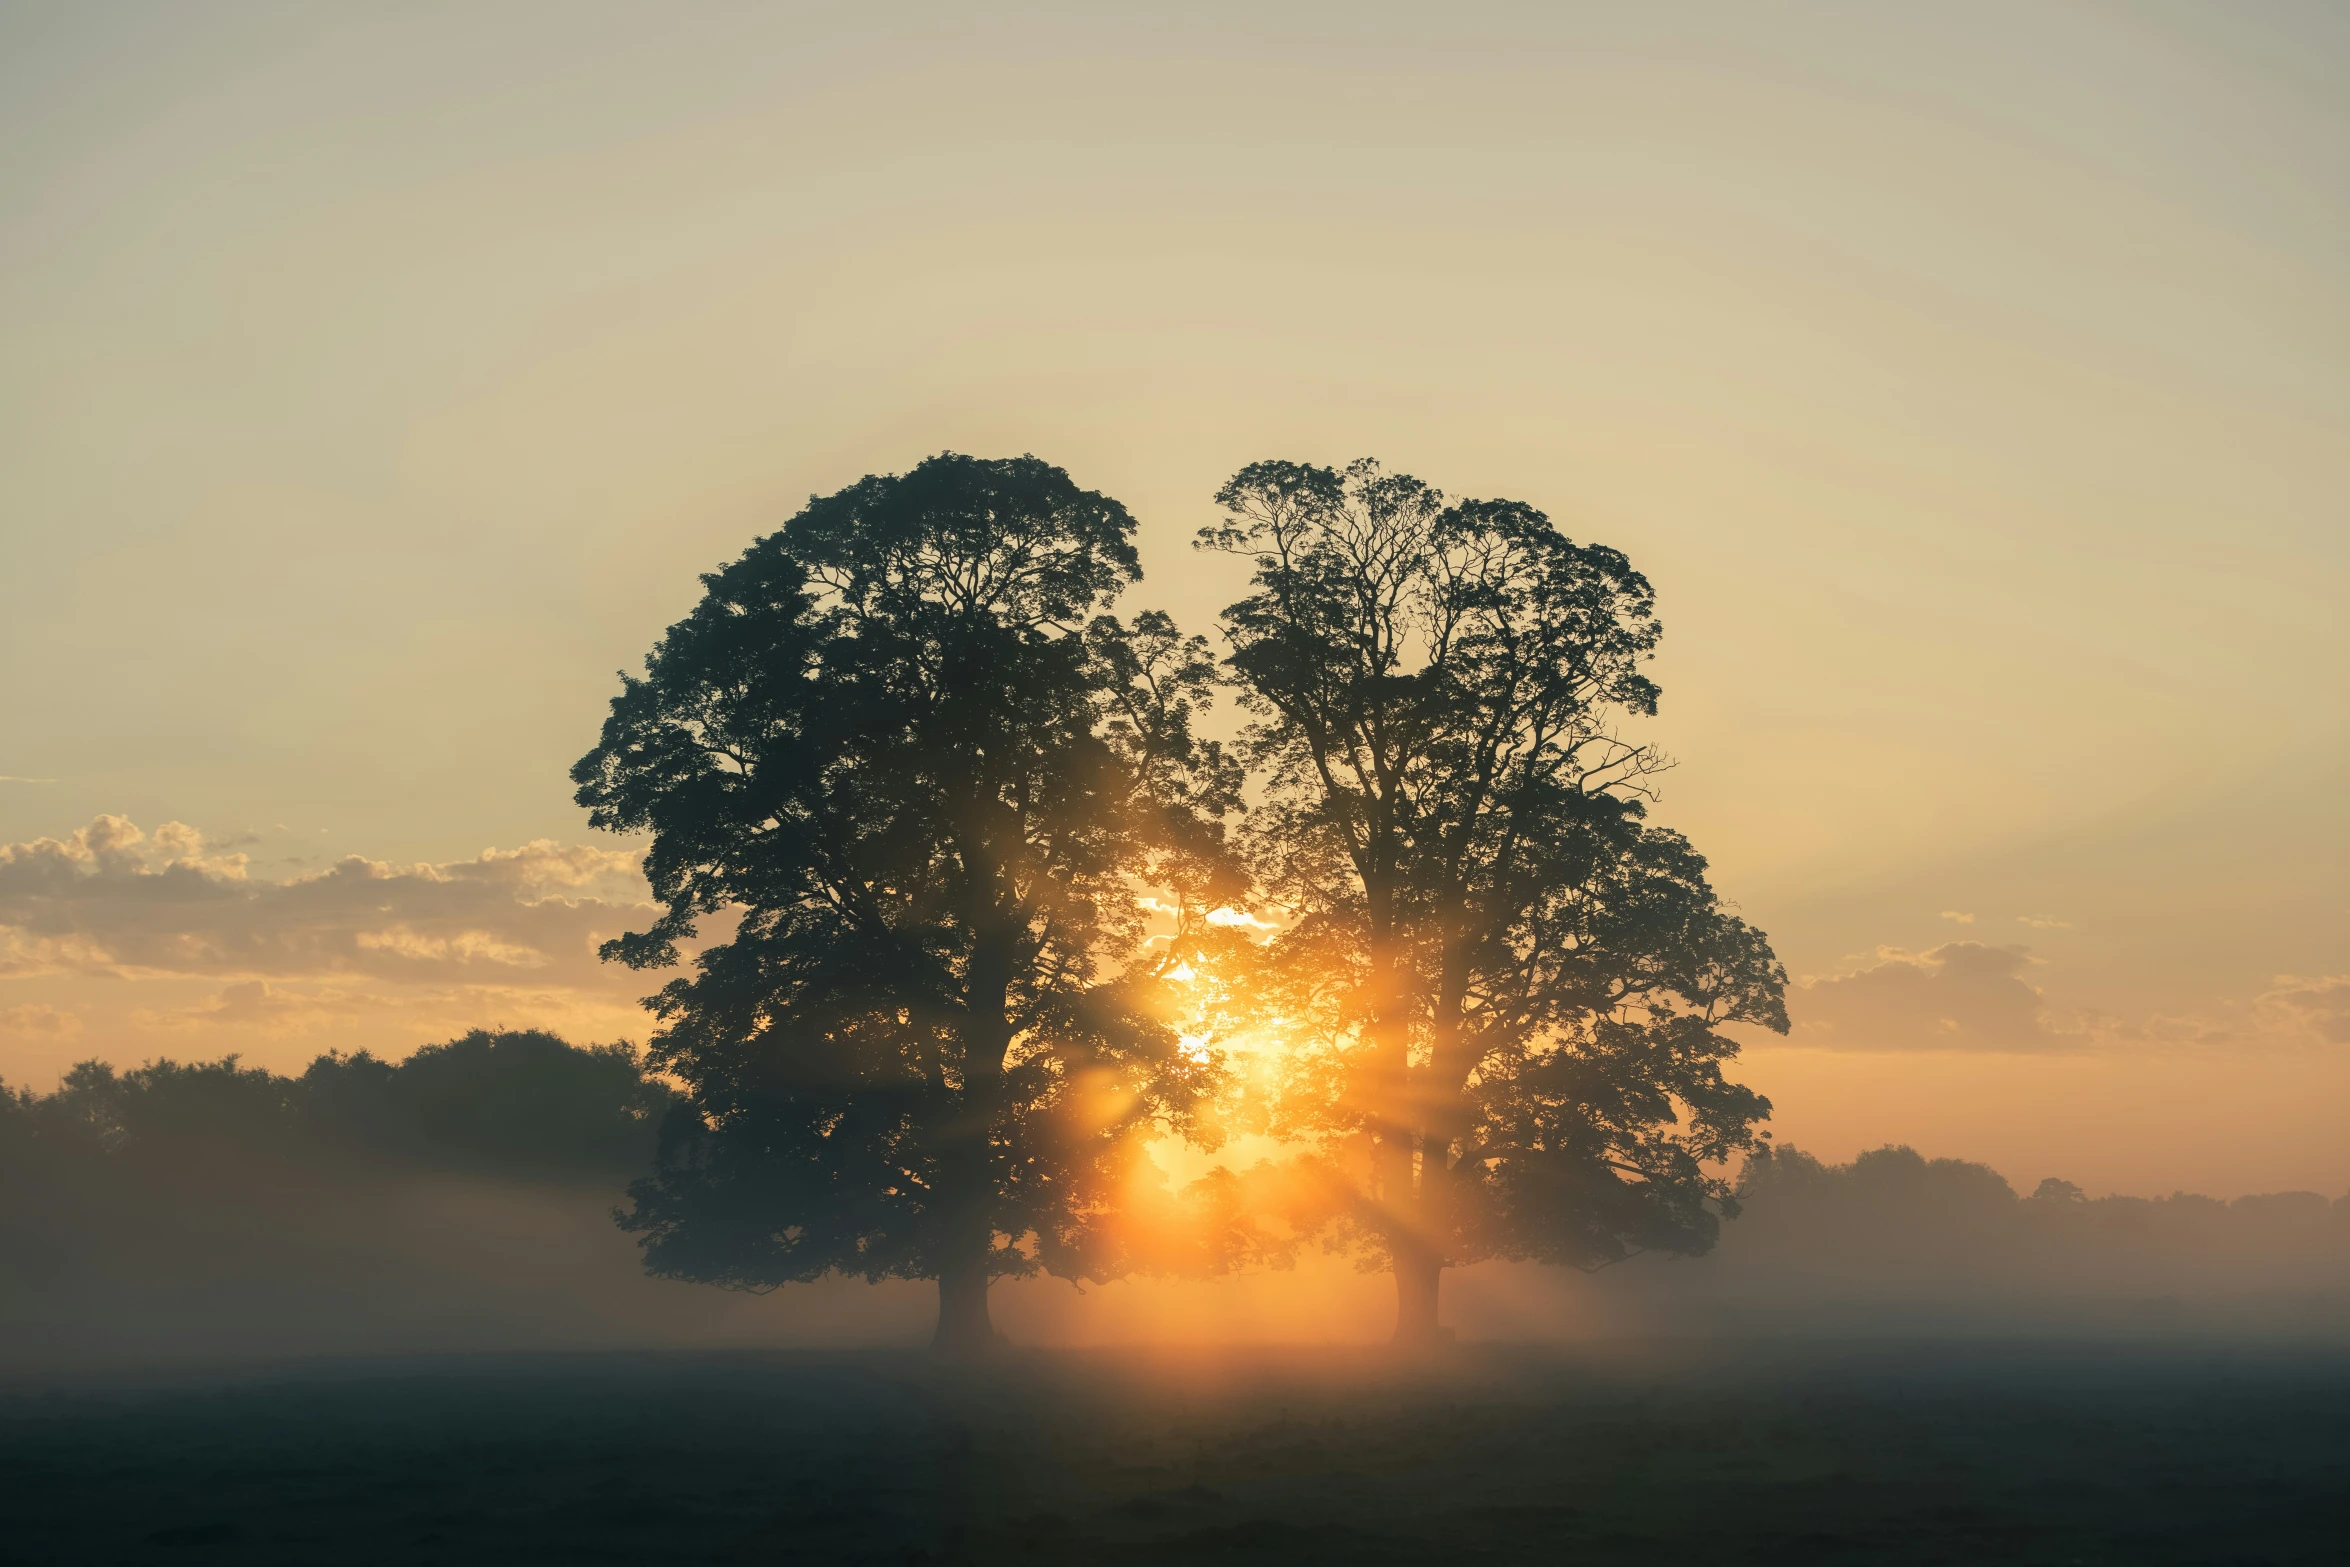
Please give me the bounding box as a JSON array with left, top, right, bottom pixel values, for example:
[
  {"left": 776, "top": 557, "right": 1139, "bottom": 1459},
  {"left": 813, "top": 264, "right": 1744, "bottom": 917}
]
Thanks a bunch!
[
  {"left": 2016, "top": 914, "right": 2073, "bottom": 930},
  {"left": 2256, "top": 975, "right": 2350, "bottom": 1045},
  {"left": 1136, "top": 896, "right": 1279, "bottom": 932},
  {"left": 0, "top": 817, "right": 650, "bottom": 987},
  {"left": 131, "top": 978, "right": 658, "bottom": 1043},
  {"left": 1789, "top": 941, "right": 2079, "bottom": 1053},
  {"left": 0, "top": 777, "right": 57, "bottom": 785},
  {"left": 1938, "top": 910, "right": 1974, "bottom": 924},
  {"left": 166, "top": 979, "right": 312, "bottom": 1028},
  {"left": 0, "top": 817, "right": 663, "bottom": 1048},
  {"left": 0, "top": 1003, "right": 80, "bottom": 1038}
]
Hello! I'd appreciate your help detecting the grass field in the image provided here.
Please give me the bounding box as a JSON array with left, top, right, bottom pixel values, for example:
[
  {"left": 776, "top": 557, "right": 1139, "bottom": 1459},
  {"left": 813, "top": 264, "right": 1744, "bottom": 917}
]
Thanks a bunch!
[{"left": 4, "top": 1339, "right": 2345, "bottom": 1564}]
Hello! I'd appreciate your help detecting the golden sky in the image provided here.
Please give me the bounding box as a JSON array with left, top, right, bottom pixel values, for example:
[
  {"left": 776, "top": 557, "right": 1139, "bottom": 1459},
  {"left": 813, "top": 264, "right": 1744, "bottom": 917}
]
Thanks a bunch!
[{"left": 2, "top": 2, "right": 2344, "bottom": 1197}]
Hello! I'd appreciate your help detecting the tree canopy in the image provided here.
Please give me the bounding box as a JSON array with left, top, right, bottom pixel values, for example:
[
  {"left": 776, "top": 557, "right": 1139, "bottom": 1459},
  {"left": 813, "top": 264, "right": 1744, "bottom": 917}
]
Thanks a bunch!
[
  {"left": 0, "top": 1029, "right": 671, "bottom": 1180},
  {"left": 572, "top": 453, "right": 1238, "bottom": 1352},
  {"left": 1198, "top": 457, "right": 1787, "bottom": 1342}
]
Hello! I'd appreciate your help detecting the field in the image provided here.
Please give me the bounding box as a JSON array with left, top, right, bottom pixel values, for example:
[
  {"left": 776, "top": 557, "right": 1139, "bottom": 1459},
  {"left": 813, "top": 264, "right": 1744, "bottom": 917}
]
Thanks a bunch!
[{"left": 4, "top": 1339, "right": 2346, "bottom": 1565}]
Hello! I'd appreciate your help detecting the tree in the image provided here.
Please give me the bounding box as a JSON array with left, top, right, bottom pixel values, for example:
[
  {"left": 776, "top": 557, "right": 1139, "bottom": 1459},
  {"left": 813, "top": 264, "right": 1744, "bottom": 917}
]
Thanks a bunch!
[
  {"left": 301, "top": 1030, "right": 675, "bottom": 1179},
  {"left": 573, "top": 453, "right": 1237, "bottom": 1353},
  {"left": 1200, "top": 458, "right": 1786, "bottom": 1343},
  {"left": 0, "top": 1034, "right": 671, "bottom": 1179}
]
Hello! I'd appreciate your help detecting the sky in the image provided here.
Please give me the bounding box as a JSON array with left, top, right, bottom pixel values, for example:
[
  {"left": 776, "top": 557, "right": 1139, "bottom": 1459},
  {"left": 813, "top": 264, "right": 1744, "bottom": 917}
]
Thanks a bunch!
[{"left": 1, "top": 1, "right": 2345, "bottom": 1197}]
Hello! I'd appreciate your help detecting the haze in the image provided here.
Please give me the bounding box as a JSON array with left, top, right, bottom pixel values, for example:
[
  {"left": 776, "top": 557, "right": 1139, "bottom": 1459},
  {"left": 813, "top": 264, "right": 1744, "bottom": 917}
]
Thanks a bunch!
[{"left": 2, "top": 0, "right": 2346, "bottom": 1203}]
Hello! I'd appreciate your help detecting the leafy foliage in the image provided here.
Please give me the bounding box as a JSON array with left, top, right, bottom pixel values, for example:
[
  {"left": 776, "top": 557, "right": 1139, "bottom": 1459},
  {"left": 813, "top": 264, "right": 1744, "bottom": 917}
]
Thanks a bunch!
[
  {"left": 1198, "top": 459, "right": 1786, "bottom": 1324},
  {"left": 0, "top": 1030, "right": 672, "bottom": 1180},
  {"left": 572, "top": 454, "right": 1237, "bottom": 1336}
]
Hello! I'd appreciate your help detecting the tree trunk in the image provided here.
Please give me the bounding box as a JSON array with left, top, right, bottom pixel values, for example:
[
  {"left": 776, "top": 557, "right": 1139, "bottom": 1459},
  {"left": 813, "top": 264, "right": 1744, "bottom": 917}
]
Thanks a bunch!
[
  {"left": 1392, "top": 1243, "right": 1446, "bottom": 1346},
  {"left": 1398, "top": 952, "right": 1470, "bottom": 1348},
  {"left": 933, "top": 913, "right": 1014, "bottom": 1359},
  {"left": 932, "top": 1258, "right": 997, "bottom": 1356}
]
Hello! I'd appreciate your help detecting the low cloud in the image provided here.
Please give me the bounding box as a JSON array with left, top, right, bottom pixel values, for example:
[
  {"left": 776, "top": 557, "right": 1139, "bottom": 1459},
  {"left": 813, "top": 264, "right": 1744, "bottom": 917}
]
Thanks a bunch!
[
  {"left": 1938, "top": 910, "right": 1974, "bottom": 925},
  {"left": 0, "top": 816, "right": 663, "bottom": 1053},
  {"left": 1789, "top": 941, "right": 2079, "bottom": 1053},
  {"left": 2016, "top": 914, "right": 2073, "bottom": 930},
  {"left": 0, "top": 816, "right": 651, "bottom": 988},
  {"left": 0, "top": 1003, "right": 81, "bottom": 1038},
  {"left": 159, "top": 979, "right": 316, "bottom": 1029},
  {"left": 2256, "top": 975, "right": 2350, "bottom": 1045}
]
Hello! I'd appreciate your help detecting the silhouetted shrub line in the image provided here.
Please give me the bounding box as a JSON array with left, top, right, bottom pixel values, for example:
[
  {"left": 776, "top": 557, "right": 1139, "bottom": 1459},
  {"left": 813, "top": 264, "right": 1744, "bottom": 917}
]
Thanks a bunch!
[
  {"left": 1719, "top": 1143, "right": 2350, "bottom": 1286},
  {"left": 5, "top": 1040, "right": 2342, "bottom": 1287},
  {"left": 0, "top": 1029, "right": 676, "bottom": 1183}
]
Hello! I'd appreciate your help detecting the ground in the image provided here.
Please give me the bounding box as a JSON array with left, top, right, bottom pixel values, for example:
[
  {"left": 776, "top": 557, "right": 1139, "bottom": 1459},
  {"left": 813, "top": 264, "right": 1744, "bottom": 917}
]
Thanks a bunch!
[{"left": 3, "top": 1339, "right": 2345, "bottom": 1564}]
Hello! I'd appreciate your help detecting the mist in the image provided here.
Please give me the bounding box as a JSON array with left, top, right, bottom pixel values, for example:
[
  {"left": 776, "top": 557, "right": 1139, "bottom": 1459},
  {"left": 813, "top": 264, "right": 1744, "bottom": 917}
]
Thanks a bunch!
[
  {"left": 10, "top": 1035, "right": 2346, "bottom": 1564},
  {"left": 0, "top": 1033, "right": 930, "bottom": 1372},
  {"left": 8, "top": 1032, "right": 2342, "bottom": 1376}
]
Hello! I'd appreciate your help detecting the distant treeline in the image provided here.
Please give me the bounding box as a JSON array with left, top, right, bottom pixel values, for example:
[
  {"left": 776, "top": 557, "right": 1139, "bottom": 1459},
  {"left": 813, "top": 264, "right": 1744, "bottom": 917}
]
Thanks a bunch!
[
  {"left": 1, "top": 1030, "right": 674, "bottom": 1182},
  {"left": 1730, "top": 1143, "right": 2347, "bottom": 1283},
  {"left": 4, "top": 1034, "right": 2345, "bottom": 1366},
  {"left": 0, "top": 1032, "right": 732, "bottom": 1369},
  {"left": 6, "top": 1034, "right": 2342, "bottom": 1272}
]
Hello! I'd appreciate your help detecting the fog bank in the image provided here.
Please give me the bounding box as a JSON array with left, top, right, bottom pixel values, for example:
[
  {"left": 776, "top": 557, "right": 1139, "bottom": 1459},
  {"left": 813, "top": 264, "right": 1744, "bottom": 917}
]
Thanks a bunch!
[{"left": 6, "top": 1044, "right": 2344, "bottom": 1371}]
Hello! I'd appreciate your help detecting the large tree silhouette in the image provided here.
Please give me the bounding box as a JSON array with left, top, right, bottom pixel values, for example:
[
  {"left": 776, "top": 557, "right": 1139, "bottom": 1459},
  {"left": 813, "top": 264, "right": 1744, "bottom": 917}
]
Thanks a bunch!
[
  {"left": 1200, "top": 458, "right": 1786, "bottom": 1343},
  {"left": 574, "top": 454, "right": 1235, "bottom": 1352}
]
